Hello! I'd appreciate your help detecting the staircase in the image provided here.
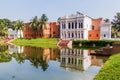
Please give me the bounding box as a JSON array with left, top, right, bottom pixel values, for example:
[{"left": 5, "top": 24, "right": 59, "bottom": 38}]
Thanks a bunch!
[
  {"left": 57, "top": 39, "right": 72, "bottom": 48},
  {"left": 4, "top": 38, "right": 14, "bottom": 46}
]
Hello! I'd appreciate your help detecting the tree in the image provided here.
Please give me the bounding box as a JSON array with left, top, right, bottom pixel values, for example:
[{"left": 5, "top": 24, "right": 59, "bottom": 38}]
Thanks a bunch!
[
  {"left": 112, "top": 12, "right": 120, "bottom": 38},
  {"left": 13, "top": 20, "right": 25, "bottom": 38},
  {"left": 30, "top": 16, "right": 41, "bottom": 38},
  {"left": 2, "top": 18, "right": 11, "bottom": 27},
  {"left": 57, "top": 17, "right": 61, "bottom": 23},
  {"left": 30, "top": 14, "right": 48, "bottom": 38},
  {"left": 104, "top": 18, "right": 110, "bottom": 22},
  {"left": 0, "top": 20, "right": 8, "bottom": 38},
  {"left": 40, "top": 14, "right": 48, "bottom": 37}
]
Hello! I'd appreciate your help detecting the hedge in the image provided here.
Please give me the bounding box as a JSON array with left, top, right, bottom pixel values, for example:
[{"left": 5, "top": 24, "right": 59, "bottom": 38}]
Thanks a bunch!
[{"left": 73, "top": 40, "right": 119, "bottom": 47}]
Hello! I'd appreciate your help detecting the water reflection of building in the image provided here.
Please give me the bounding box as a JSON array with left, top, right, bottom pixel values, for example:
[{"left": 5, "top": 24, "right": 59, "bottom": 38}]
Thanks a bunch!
[
  {"left": 8, "top": 45, "right": 24, "bottom": 54},
  {"left": 23, "top": 46, "right": 60, "bottom": 61},
  {"left": 60, "top": 49, "right": 91, "bottom": 71}
]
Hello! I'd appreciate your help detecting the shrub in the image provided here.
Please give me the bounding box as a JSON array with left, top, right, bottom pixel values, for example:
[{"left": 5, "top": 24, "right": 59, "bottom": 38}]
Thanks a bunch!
[{"left": 73, "top": 40, "right": 119, "bottom": 47}]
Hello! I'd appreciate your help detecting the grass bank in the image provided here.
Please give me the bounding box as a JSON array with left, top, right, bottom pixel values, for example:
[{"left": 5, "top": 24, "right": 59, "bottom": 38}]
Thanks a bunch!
[
  {"left": 73, "top": 40, "right": 120, "bottom": 48},
  {"left": 94, "top": 53, "right": 120, "bottom": 80},
  {"left": 12, "top": 38, "right": 58, "bottom": 48}
]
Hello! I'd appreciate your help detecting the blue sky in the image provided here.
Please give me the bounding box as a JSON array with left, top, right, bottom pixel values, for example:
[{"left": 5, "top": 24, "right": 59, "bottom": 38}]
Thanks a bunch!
[{"left": 0, "top": 0, "right": 120, "bottom": 22}]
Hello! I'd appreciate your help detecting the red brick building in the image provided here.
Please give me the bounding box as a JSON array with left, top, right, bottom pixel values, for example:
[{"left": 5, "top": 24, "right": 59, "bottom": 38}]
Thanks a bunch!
[
  {"left": 23, "top": 22, "right": 60, "bottom": 38},
  {"left": 88, "top": 18, "right": 103, "bottom": 40}
]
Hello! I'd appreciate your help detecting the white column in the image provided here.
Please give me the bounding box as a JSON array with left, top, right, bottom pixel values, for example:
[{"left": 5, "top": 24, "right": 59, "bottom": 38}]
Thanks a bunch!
[
  {"left": 70, "top": 32, "right": 72, "bottom": 39},
  {"left": 74, "top": 22, "right": 75, "bottom": 29},
  {"left": 66, "top": 21, "right": 68, "bottom": 29},
  {"left": 66, "top": 57, "right": 68, "bottom": 65},
  {"left": 77, "top": 32, "right": 79, "bottom": 39},
  {"left": 70, "top": 22, "right": 72, "bottom": 29},
  {"left": 74, "top": 32, "right": 75, "bottom": 39}
]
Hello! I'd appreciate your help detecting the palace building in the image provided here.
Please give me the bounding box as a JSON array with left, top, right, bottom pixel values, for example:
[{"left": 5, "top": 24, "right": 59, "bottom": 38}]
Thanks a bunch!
[
  {"left": 59, "top": 12, "right": 111, "bottom": 40},
  {"left": 59, "top": 13, "right": 92, "bottom": 40}
]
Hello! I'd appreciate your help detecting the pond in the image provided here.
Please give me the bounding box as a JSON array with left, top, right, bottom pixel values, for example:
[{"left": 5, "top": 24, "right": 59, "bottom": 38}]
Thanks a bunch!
[{"left": 0, "top": 45, "right": 108, "bottom": 80}]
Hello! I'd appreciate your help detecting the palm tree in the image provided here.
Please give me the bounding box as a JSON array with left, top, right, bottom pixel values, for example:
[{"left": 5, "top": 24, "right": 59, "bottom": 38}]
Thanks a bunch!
[
  {"left": 2, "top": 18, "right": 11, "bottom": 27},
  {"left": 13, "top": 20, "right": 25, "bottom": 38},
  {"left": 0, "top": 21, "right": 8, "bottom": 38},
  {"left": 40, "top": 14, "right": 48, "bottom": 37},
  {"left": 30, "top": 16, "right": 41, "bottom": 38}
]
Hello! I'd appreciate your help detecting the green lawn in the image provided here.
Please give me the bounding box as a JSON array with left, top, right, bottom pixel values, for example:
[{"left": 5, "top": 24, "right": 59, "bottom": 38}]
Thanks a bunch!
[
  {"left": 94, "top": 53, "right": 120, "bottom": 80},
  {"left": 12, "top": 38, "right": 58, "bottom": 48}
]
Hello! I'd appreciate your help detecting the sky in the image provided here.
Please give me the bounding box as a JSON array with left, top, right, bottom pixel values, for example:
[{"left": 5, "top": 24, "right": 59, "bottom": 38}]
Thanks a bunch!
[{"left": 0, "top": 0, "right": 120, "bottom": 22}]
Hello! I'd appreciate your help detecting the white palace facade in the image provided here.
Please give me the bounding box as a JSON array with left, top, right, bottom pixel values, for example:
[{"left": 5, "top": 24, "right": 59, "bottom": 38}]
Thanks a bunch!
[{"left": 59, "top": 12, "right": 111, "bottom": 40}]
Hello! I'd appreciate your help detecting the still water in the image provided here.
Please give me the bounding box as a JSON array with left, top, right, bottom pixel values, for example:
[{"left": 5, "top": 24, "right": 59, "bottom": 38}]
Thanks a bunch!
[{"left": 0, "top": 45, "right": 108, "bottom": 80}]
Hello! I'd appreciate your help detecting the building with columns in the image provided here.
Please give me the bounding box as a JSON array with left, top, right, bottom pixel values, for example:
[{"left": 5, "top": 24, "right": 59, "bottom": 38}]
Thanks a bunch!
[
  {"left": 59, "top": 12, "right": 92, "bottom": 40},
  {"left": 60, "top": 48, "right": 91, "bottom": 71},
  {"left": 59, "top": 12, "right": 111, "bottom": 40}
]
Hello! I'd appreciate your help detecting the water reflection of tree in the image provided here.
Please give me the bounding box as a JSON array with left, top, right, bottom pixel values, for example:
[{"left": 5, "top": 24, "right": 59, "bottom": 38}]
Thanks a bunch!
[
  {"left": 0, "top": 45, "right": 60, "bottom": 71},
  {"left": 12, "top": 53, "right": 26, "bottom": 64},
  {"left": 0, "top": 45, "right": 8, "bottom": 52},
  {"left": 0, "top": 45, "right": 11, "bottom": 63},
  {"left": 27, "top": 47, "right": 49, "bottom": 71}
]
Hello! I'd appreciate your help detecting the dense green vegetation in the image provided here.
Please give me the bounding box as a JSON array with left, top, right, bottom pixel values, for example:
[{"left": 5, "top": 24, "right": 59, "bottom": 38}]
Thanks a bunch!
[
  {"left": 112, "top": 12, "right": 120, "bottom": 38},
  {"left": 30, "top": 14, "right": 48, "bottom": 38},
  {"left": 73, "top": 40, "right": 120, "bottom": 48},
  {"left": 0, "top": 14, "right": 48, "bottom": 38},
  {"left": 94, "top": 53, "right": 120, "bottom": 80},
  {"left": 12, "top": 38, "right": 58, "bottom": 48},
  {"left": 0, "top": 18, "right": 25, "bottom": 38}
]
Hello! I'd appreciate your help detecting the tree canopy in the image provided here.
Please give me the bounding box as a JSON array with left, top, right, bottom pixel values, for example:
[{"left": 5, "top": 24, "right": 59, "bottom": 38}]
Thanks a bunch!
[{"left": 112, "top": 12, "right": 120, "bottom": 37}]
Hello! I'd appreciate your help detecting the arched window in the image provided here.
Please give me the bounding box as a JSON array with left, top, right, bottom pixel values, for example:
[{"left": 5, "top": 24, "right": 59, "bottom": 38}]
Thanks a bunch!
[
  {"left": 65, "top": 34, "right": 66, "bottom": 38},
  {"left": 79, "top": 23, "right": 81, "bottom": 28},
  {"left": 62, "top": 24, "right": 64, "bottom": 29},
  {"left": 64, "top": 24, "right": 66, "bottom": 29},
  {"left": 81, "top": 23, "right": 83, "bottom": 28},
  {"left": 75, "top": 33, "right": 77, "bottom": 38},
  {"left": 68, "top": 33, "right": 70, "bottom": 38},
  {"left": 75, "top": 22, "right": 77, "bottom": 29},
  {"left": 79, "top": 33, "right": 80, "bottom": 38},
  {"left": 104, "top": 34, "right": 106, "bottom": 37},
  {"left": 68, "top": 23, "right": 70, "bottom": 29},
  {"left": 68, "top": 58, "right": 70, "bottom": 63},
  {"left": 81, "top": 33, "right": 83, "bottom": 38}
]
